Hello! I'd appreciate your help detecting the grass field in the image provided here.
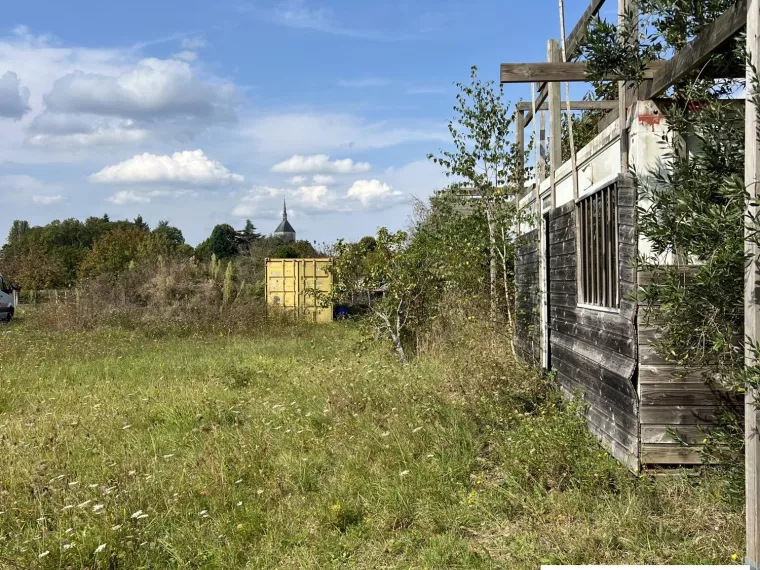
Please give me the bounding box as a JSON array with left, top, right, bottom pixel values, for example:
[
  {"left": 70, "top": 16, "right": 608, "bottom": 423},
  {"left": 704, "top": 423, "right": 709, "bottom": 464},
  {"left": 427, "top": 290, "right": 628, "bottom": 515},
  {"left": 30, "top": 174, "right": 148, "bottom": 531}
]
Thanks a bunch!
[{"left": 0, "top": 317, "right": 745, "bottom": 569}]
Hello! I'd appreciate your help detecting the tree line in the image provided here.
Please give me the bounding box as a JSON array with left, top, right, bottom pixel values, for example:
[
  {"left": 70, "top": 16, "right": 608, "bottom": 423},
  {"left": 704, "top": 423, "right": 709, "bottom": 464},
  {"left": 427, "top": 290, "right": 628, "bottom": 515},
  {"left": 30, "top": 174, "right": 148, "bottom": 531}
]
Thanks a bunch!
[{"left": 0, "top": 215, "right": 318, "bottom": 292}]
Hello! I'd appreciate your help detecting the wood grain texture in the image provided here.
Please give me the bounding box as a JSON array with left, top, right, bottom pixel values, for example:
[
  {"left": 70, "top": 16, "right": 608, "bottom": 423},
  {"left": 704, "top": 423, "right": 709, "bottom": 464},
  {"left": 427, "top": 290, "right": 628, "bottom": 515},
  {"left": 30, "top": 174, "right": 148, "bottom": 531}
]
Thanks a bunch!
[
  {"left": 499, "top": 62, "right": 660, "bottom": 84},
  {"left": 544, "top": 188, "right": 640, "bottom": 471}
]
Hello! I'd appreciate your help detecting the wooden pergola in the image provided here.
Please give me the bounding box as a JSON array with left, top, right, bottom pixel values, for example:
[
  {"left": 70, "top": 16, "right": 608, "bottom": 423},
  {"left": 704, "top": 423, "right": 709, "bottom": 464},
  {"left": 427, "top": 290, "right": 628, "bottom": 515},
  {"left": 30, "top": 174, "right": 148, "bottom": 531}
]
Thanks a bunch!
[{"left": 500, "top": 0, "right": 759, "bottom": 563}]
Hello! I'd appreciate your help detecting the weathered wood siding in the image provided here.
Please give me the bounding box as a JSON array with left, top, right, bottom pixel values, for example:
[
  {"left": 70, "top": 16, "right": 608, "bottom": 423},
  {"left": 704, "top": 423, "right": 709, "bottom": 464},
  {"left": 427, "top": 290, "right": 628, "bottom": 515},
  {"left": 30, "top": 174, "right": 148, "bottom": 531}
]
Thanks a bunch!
[
  {"left": 548, "top": 175, "right": 640, "bottom": 472},
  {"left": 515, "top": 228, "right": 542, "bottom": 367},
  {"left": 637, "top": 273, "right": 741, "bottom": 466}
]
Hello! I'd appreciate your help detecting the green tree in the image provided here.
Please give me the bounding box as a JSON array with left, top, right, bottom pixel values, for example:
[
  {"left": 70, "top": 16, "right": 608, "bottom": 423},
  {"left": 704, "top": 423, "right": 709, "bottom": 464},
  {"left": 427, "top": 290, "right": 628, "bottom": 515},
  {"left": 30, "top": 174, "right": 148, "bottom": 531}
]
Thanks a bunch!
[
  {"left": 80, "top": 227, "right": 171, "bottom": 278},
  {"left": 205, "top": 224, "right": 239, "bottom": 259},
  {"left": 330, "top": 228, "right": 429, "bottom": 362},
  {"left": 428, "top": 66, "right": 527, "bottom": 322},
  {"left": 236, "top": 220, "right": 262, "bottom": 250},
  {"left": 133, "top": 215, "right": 150, "bottom": 232},
  {"left": 153, "top": 220, "right": 185, "bottom": 247}
]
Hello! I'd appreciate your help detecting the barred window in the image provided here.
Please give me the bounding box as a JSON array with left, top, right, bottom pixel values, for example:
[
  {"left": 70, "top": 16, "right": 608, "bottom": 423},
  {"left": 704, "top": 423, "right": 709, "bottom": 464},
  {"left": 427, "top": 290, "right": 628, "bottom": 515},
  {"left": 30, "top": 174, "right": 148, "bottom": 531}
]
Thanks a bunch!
[{"left": 579, "top": 181, "right": 619, "bottom": 308}]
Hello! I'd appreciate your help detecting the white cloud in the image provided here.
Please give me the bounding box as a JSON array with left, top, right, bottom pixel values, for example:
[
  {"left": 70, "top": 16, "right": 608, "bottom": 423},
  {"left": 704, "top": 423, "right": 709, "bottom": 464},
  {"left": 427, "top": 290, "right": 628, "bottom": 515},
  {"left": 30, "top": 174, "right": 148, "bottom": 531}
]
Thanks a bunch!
[
  {"left": 347, "top": 179, "right": 403, "bottom": 206},
  {"left": 312, "top": 174, "right": 335, "bottom": 184},
  {"left": 337, "top": 77, "right": 390, "bottom": 88},
  {"left": 288, "top": 175, "right": 307, "bottom": 184},
  {"left": 383, "top": 159, "right": 450, "bottom": 198},
  {"left": 180, "top": 37, "right": 206, "bottom": 49},
  {"left": 32, "top": 194, "right": 63, "bottom": 205},
  {"left": 90, "top": 150, "right": 244, "bottom": 186},
  {"left": 246, "top": 112, "right": 445, "bottom": 155},
  {"left": 107, "top": 190, "right": 151, "bottom": 205},
  {"left": 271, "top": 154, "right": 371, "bottom": 174},
  {"left": 293, "top": 184, "right": 335, "bottom": 209},
  {"left": 172, "top": 50, "right": 197, "bottom": 62},
  {"left": 0, "top": 71, "right": 31, "bottom": 119}
]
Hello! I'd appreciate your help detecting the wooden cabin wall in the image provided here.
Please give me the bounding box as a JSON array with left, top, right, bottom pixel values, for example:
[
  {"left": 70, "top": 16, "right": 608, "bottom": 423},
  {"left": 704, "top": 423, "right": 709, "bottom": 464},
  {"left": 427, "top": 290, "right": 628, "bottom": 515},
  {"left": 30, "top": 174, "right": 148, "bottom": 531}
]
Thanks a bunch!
[
  {"left": 637, "top": 275, "right": 742, "bottom": 466},
  {"left": 514, "top": 228, "right": 541, "bottom": 367},
  {"left": 547, "top": 176, "right": 640, "bottom": 472}
]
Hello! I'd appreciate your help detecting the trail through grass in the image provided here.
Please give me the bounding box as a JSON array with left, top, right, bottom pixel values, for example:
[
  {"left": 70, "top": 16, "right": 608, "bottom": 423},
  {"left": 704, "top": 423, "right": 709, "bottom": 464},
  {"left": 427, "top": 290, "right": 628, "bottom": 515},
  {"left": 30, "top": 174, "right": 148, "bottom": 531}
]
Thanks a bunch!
[{"left": 0, "top": 320, "right": 744, "bottom": 568}]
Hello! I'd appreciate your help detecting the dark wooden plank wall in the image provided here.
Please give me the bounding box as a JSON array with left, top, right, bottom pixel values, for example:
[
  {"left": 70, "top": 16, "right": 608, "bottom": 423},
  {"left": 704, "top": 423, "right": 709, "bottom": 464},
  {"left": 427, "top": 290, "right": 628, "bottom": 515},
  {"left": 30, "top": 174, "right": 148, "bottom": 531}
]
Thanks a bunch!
[
  {"left": 515, "top": 229, "right": 542, "bottom": 367},
  {"left": 637, "top": 271, "right": 741, "bottom": 466},
  {"left": 547, "top": 175, "right": 640, "bottom": 472}
]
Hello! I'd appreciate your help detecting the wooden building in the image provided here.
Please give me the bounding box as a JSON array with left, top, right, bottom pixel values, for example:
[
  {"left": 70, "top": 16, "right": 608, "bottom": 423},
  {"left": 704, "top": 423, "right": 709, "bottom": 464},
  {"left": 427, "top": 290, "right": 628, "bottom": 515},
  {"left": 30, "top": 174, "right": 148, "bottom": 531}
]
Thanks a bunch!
[{"left": 505, "top": 0, "right": 749, "bottom": 471}]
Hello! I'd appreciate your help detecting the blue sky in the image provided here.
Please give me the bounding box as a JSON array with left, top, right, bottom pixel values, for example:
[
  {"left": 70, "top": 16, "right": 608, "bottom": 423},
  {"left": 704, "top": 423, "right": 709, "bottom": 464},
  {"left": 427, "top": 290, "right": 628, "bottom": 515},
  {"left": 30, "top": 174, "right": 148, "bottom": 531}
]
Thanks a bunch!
[{"left": 0, "top": 0, "right": 618, "bottom": 246}]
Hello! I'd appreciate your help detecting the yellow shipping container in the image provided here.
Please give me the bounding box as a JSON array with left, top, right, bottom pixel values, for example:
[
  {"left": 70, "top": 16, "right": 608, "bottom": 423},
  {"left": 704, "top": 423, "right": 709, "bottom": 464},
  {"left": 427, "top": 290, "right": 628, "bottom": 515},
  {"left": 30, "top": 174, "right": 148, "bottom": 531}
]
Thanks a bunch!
[{"left": 265, "top": 258, "right": 333, "bottom": 323}]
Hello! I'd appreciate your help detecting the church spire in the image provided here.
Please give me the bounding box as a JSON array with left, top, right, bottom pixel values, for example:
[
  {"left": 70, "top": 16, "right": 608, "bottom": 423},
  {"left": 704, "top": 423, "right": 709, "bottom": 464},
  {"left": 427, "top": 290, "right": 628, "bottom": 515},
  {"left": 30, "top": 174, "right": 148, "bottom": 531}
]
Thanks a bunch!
[{"left": 282, "top": 200, "right": 288, "bottom": 220}]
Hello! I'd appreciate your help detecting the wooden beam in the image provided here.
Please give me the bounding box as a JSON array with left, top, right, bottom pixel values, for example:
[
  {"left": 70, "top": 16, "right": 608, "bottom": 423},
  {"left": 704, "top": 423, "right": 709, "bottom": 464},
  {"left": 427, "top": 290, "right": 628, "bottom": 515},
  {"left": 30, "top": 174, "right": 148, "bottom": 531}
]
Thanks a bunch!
[
  {"left": 500, "top": 61, "right": 660, "bottom": 83},
  {"left": 525, "top": 84, "right": 548, "bottom": 127},
  {"left": 650, "top": 0, "right": 747, "bottom": 97},
  {"left": 548, "top": 40, "right": 562, "bottom": 209},
  {"left": 746, "top": 1, "right": 760, "bottom": 567},
  {"left": 566, "top": 0, "right": 607, "bottom": 56},
  {"left": 517, "top": 100, "right": 618, "bottom": 112}
]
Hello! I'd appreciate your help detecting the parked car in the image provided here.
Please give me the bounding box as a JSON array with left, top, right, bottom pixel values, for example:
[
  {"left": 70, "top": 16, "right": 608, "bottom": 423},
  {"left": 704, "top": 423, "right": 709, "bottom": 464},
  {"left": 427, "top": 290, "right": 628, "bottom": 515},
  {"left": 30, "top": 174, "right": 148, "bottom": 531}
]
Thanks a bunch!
[{"left": 0, "top": 275, "right": 16, "bottom": 322}]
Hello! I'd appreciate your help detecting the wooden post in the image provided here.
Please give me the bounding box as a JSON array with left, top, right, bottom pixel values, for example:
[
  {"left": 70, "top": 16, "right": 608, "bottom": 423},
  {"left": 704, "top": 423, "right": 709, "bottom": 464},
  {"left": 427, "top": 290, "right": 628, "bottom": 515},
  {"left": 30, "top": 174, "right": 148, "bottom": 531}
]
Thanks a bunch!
[
  {"left": 548, "top": 39, "right": 562, "bottom": 209},
  {"left": 540, "top": 110, "right": 547, "bottom": 184},
  {"left": 618, "top": 0, "right": 636, "bottom": 172},
  {"left": 516, "top": 109, "right": 525, "bottom": 188},
  {"left": 746, "top": 0, "right": 760, "bottom": 565}
]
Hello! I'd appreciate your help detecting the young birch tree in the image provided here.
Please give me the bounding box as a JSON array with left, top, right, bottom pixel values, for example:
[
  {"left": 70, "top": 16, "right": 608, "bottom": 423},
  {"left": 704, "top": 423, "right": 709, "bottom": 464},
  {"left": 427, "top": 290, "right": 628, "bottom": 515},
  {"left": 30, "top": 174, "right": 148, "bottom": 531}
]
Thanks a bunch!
[{"left": 428, "top": 66, "right": 526, "bottom": 323}]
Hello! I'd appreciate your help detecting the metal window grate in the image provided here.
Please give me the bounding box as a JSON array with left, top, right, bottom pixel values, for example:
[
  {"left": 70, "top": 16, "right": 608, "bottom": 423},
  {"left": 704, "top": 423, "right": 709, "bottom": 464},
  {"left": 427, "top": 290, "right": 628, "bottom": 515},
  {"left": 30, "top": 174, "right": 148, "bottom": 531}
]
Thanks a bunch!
[{"left": 579, "top": 181, "right": 619, "bottom": 308}]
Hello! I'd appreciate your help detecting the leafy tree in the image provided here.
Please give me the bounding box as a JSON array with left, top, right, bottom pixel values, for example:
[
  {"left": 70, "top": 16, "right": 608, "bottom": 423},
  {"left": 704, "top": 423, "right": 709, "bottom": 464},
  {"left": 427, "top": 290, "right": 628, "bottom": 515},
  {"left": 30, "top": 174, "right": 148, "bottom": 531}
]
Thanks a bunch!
[
  {"left": 7, "top": 220, "right": 30, "bottom": 245},
  {"left": 236, "top": 220, "right": 262, "bottom": 250},
  {"left": 133, "top": 215, "right": 150, "bottom": 232},
  {"left": 272, "top": 240, "right": 319, "bottom": 259},
  {"left": 205, "top": 224, "right": 239, "bottom": 260},
  {"left": 153, "top": 220, "right": 185, "bottom": 247},
  {"left": 80, "top": 227, "right": 171, "bottom": 278},
  {"left": 330, "top": 228, "right": 430, "bottom": 362},
  {"left": 428, "top": 66, "right": 528, "bottom": 322}
]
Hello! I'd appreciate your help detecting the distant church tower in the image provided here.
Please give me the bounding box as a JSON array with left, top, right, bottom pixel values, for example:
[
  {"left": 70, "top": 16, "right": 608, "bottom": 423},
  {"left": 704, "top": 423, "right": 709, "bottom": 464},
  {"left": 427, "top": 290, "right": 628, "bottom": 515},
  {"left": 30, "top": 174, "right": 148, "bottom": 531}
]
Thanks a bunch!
[{"left": 273, "top": 200, "right": 296, "bottom": 243}]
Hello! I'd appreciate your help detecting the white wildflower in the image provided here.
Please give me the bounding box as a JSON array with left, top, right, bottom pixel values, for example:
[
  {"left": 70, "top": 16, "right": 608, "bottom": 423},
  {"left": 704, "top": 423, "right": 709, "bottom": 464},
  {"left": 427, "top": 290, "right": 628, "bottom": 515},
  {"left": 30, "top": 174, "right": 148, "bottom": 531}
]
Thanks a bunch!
[
  {"left": 63, "top": 543, "right": 75, "bottom": 550},
  {"left": 412, "top": 426, "right": 423, "bottom": 433},
  {"left": 68, "top": 481, "right": 79, "bottom": 487},
  {"left": 236, "top": 501, "right": 243, "bottom": 506},
  {"left": 130, "top": 510, "right": 144, "bottom": 519},
  {"left": 256, "top": 489, "right": 263, "bottom": 495},
  {"left": 94, "top": 543, "right": 106, "bottom": 554},
  {"left": 65, "top": 528, "right": 73, "bottom": 535},
  {"left": 111, "top": 524, "right": 122, "bottom": 531},
  {"left": 93, "top": 504, "right": 104, "bottom": 513},
  {"left": 122, "top": 424, "right": 131, "bottom": 430},
  {"left": 399, "top": 470, "right": 410, "bottom": 477},
  {"left": 88, "top": 484, "right": 98, "bottom": 489},
  {"left": 128, "top": 470, "right": 136, "bottom": 476},
  {"left": 234, "top": 479, "right": 243, "bottom": 485},
  {"left": 77, "top": 500, "right": 92, "bottom": 508},
  {"left": 380, "top": 432, "right": 390, "bottom": 437},
  {"left": 162, "top": 454, "right": 174, "bottom": 459},
  {"left": 38, "top": 551, "right": 50, "bottom": 558}
]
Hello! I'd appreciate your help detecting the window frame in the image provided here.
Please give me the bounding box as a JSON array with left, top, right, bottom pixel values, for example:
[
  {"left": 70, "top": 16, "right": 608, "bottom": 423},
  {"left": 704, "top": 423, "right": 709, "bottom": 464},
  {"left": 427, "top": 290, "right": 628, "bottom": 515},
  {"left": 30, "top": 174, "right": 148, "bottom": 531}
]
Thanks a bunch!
[{"left": 576, "top": 176, "right": 620, "bottom": 311}]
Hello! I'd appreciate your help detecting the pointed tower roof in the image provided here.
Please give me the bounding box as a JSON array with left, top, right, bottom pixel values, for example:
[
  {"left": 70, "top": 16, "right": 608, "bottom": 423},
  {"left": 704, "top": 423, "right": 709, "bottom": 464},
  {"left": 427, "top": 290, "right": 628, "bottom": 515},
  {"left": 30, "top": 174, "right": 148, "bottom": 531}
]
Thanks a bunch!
[{"left": 274, "top": 199, "right": 296, "bottom": 234}]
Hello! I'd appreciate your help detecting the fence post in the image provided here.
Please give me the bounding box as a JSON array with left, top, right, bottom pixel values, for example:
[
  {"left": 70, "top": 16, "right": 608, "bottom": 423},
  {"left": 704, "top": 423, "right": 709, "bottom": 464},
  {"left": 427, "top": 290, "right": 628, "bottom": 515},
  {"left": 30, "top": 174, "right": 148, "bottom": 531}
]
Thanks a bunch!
[{"left": 746, "top": 0, "right": 760, "bottom": 565}]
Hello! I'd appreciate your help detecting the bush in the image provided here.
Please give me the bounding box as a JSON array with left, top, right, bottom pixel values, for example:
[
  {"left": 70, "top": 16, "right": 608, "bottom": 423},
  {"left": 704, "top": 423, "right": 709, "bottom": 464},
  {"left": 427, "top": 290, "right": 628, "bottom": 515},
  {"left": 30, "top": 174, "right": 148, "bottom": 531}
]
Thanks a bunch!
[{"left": 27, "top": 256, "right": 277, "bottom": 336}]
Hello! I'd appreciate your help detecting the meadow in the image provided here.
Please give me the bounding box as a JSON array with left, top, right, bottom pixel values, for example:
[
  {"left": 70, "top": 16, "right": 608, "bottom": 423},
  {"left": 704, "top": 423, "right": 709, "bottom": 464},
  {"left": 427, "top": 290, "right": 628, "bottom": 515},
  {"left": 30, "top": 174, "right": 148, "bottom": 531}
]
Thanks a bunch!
[{"left": 0, "top": 316, "right": 745, "bottom": 569}]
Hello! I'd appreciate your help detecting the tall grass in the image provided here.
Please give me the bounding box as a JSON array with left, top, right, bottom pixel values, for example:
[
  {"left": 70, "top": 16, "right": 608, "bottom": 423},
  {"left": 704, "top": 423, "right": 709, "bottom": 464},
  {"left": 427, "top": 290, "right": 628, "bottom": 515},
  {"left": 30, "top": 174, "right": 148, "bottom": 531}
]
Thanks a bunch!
[{"left": 0, "top": 311, "right": 744, "bottom": 569}]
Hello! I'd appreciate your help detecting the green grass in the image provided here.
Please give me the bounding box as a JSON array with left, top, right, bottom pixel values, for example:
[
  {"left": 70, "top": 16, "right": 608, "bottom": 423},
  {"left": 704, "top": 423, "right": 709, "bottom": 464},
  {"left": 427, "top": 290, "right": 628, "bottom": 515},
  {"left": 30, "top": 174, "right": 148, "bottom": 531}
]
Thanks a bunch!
[{"left": 0, "top": 317, "right": 745, "bottom": 569}]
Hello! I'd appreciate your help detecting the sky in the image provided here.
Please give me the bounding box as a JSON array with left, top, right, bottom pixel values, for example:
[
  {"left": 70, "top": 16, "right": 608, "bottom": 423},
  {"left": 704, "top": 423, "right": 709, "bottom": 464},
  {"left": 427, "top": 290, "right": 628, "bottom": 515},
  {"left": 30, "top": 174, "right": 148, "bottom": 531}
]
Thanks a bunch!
[{"left": 0, "top": 0, "right": 619, "bottom": 246}]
